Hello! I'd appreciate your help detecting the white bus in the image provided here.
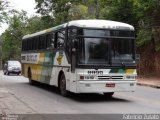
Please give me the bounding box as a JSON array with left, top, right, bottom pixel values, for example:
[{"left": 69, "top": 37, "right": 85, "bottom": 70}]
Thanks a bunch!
[{"left": 21, "top": 20, "right": 137, "bottom": 97}]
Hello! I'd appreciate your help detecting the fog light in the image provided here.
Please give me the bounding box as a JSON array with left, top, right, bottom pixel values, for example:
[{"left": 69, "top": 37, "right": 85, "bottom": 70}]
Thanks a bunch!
[
  {"left": 85, "top": 76, "right": 90, "bottom": 79},
  {"left": 126, "top": 76, "right": 135, "bottom": 80},
  {"left": 90, "top": 76, "right": 94, "bottom": 79}
]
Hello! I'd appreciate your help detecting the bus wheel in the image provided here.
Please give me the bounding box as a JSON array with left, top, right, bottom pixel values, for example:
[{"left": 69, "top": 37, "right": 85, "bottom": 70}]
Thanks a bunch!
[
  {"left": 28, "top": 69, "right": 35, "bottom": 85},
  {"left": 103, "top": 92, "right": 114, "bottom": 98},
  {"left": 59, "top": 74, "right": 69, "bottom": 97},
  {"left": 7, "top": 71, "right": 10, "bottom": 75}
]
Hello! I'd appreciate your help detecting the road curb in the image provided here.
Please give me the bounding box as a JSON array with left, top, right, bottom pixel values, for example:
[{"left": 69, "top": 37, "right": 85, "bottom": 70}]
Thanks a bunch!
[{"left": 137, "top": 82, "right": 160, "bottom": 89}]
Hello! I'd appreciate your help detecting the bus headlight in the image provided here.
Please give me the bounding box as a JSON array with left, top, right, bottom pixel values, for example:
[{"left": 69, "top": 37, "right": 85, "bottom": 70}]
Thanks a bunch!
[
  {"left": 125, "top": 75, "right": 135, "bottom": 80},
  {"left": 90, "top": 76, "right": 94, "bottom": 79},
  {"left": 79, "top": 75, "right": 96, "bottom": 80},
  {"left": 85, "top": 76, "right": 90, "bottom": 79}
]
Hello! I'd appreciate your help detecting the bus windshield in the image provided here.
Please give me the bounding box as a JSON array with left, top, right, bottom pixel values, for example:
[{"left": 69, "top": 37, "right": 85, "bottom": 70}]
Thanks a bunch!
[
  {"left": 78, "top": 38, "right": 109, "bottom": 65},
  {"left": 111, "top": 38, "right": 134, "bottom": 63},
  {"left": 77, "top": 29, "right": 135, "bottom": 66}
]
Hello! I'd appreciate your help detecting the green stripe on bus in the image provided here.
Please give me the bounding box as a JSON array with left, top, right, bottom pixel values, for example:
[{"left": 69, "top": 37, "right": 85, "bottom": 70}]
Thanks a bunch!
[
  {"left": 109, "top": 69, "right": 126, "bottom": 74},
  {"left": 109, "top": 69, "right": 119, "bottom": 73},
  {"left": 40, "top": 52, "right": 56, "bottom": 84},
  {"left": 118, "top": 69, "right": 126, "bottom": 73}
]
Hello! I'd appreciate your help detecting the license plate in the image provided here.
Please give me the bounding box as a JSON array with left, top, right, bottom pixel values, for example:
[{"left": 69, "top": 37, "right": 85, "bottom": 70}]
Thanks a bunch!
[{"left": 105, "top": 83, "right": 115, "bottom": 87}]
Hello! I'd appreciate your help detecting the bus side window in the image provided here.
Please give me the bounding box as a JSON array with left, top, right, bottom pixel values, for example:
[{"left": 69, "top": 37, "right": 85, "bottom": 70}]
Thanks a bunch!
[
  {"left": 38, "top": 36, "right": 41, "bottom": 50},
  {"left": 35, "top": 37, "right": 38, "bottom": 50},
  {"left": 46, "top": 34, "right": 50, "bottom": 49},
  {"left": 24, "top": 40, "right": 27, "bottom": 51},
  {"left": 43, "top": 35, "right": 46, "bottom": 49},
  {"left": 67, "top": 28, "right": 77, "bottom": 61},
  {"left": 38, "top": 35, "right": 46, "bottom": 50},
  {"left": 22, "top": 40, "right": 24, "bottom": 51},
  {"left": 50, "top": 32, "right": 55, "bottom": 49},
  {"left": 57, "top": 30, "right": 65, "bottom": 49},
  {"left": 28, "top": 39, "right": 31, "bottom": 50},
  {"left": 31, "top": 38, "right": 34, "bottom": 50},
  {"left": 69, "top": 28, "right": 77, "bottom": 37}
]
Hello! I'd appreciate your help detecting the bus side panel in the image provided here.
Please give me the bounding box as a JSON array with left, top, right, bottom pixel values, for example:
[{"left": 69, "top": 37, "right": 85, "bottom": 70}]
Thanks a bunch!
[
  {"left": 22, "top": 63, "right": 28, "bottom": 77},
  {"left": 49, "top": 51, "right": 71, "bottom": 88},
  {"left": 39, "top": 52, "right": 55, "bottom": 84},
  {"left": 68, "top": 72, "right": 77, "bottom": 93},
  {"left": 50, "top": 67, "right": 59, "bottom": 86},
  {"left": 21, "top": 52, "right": 55, "bottom": 84}
]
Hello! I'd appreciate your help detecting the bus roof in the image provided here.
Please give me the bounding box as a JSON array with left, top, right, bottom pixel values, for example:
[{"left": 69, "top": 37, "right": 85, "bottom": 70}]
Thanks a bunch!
[
  {"left": 68, "top": 20, "right": 134, "bottom": 30},
  {"left": 23, "top": 20, "right": 134, "bottom": 39}
]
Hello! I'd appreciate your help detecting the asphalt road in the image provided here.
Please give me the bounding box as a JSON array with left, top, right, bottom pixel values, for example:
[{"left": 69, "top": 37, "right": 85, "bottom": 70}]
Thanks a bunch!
[{"left": 0, "top": 71, "right": 160, "bottom": 115}]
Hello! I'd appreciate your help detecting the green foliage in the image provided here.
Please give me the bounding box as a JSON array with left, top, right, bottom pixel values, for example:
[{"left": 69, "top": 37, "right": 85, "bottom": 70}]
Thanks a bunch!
[
  {"left": 35, "top": 0, "right": 80, "bottom": 24},
  {"left": 69, "top": 4, "right": 88, "bottom": 20},
  {"left": 25, "top": 16, "right": 54, "bottom": 34},
  {"left": 136, "top": 29, "right": 153, "bottom": 47},
  {"left": 1, "top": 11, "right": 27, "bottom": 61},
  {"left": 0, "top": 0, "right": 9, "bottom": 27},
  {"left": 135, "top": 0, "right": 160, "bottom": 49},
  {"left": 101, "top": 0, "right": 137, "bottom": 26}
]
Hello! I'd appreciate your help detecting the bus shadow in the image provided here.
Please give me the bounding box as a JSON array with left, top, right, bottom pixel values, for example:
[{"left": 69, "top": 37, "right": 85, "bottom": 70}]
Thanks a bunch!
[
  {"left": 27, "top": 82, "right": 132, "bottom": 103},
  {"left": 69, "top": 93, "right": 131, "bottom": 103},
  {"left": 26, "top": 82, "right": 60, "bottom": 95}
]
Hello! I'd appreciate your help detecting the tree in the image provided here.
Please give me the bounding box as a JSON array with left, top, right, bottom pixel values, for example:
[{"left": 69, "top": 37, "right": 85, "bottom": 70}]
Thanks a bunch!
[
  {"left": 35, "top": 0, "right": 81, "bottom": 25},
  {"left": 25, "top": 16, "right": 54, "bottom": 34},
  {"left": 1, "top": 9, "right": 55, "bottom": 62},
  {"left": 0, "top": 0, "right": 9, "bottom": 27},
  {"left": 68, "top": 4, "right": 88, "bottom": 20},
  {"left": 1, "top": 10, "right": 28, "bottom": 62},
  {"left": 100, "top": 0, "right": 137, "bottom": 26},
  {"left": 134, "top": 0, "right": 160, "bottom": 51}
]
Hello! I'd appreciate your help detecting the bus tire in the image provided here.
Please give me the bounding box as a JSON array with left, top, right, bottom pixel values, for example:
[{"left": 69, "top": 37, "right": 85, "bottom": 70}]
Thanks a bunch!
[
  {"left": 103, "top": 92, "right": 114, "bottom": 98},
  {"left": 7, "top": 71, "right": 10, "bottom": 75},
  {"left": 59, "top": 74, "right": 69, "bottom": 97},
  {"left": 28, "top": 69, "right": 35, "bottom": 85}
]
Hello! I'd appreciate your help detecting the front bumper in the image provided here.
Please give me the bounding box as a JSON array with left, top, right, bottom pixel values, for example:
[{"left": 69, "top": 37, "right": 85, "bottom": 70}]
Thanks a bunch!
[{"left": 76, "top": 80, "right": 137, "bottom": 93}]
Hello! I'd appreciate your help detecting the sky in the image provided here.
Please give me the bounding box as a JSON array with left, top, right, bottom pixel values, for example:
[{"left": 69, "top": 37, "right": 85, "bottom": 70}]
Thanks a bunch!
[{"left": 0, "top": 0, "right": 37, "bottom": 35}]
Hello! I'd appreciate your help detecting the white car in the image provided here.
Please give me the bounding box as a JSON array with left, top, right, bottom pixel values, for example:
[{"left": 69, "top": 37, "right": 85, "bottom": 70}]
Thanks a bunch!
[{"left": 3, "top": 60, "right": 21, "bottom": 75}]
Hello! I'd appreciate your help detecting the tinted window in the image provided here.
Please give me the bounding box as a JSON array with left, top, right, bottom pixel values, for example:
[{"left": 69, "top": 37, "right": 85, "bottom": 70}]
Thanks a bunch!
[
  {"left": 46, "top": 34, "right": 51, "bottom": 49},
  {"left": 111, "top": 39, "right": 134, "bottom": 62},
  {"left": 79, "top": 38, "right": 109, "bottom": 64},
  {"left": 57, "top": 30, "right": 65, "bottom": 48},
  {"left": 78, "top": 29, "right": 134, "bottom": 37},
  {"left": 68, "top": 28, "right": 77, "bottom": 37},
  {"left": 50, "top": 32, "right": 55, "bottom": 49},
  {"left": 83, "top": 29, "right": 110, "bottom": 37},
  {"left": 38, "top": 35, "right": 46, "bottom": 49},
  {"left": 110, "top": 30, "right": 135, "bottom": 37}
]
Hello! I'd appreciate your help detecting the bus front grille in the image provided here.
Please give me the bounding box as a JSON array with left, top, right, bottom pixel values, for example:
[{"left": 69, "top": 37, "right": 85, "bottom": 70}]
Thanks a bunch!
[{"left": 98, "top": 76, "right": 123, "bottom": 80}]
